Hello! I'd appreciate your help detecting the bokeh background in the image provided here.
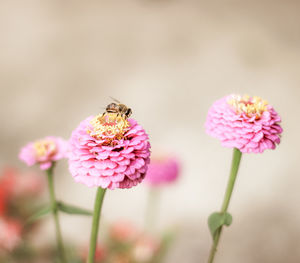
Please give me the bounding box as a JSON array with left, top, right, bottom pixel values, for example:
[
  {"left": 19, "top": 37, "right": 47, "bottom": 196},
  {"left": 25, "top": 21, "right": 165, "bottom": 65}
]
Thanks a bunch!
[{"left": 1, "top": 0, "right": 300, "bottom": 262}]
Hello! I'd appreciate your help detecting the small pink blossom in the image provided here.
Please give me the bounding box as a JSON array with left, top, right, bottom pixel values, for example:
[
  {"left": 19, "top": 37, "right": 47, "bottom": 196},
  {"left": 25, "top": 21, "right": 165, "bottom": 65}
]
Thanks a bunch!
[
  {"left": 205, "top": 94, "right": 283, "bottom": 153},
  {"left": 145, "top": 155, "right": 180, "bottom": 186},
  {"left": 0, "top": 218, "right": 22, "bottom": 251},
  {"left": 68, "top": 114, "right": 151, "bottom": 189},
  {"left": 19, "top": 136, "right": 69, "bottom": 170}
]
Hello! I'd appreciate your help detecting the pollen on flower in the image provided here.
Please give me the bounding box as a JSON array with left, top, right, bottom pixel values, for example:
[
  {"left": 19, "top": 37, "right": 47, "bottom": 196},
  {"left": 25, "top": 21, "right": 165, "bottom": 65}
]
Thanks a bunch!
[
  {"left": 87, "top": 113, "right": 130, "bottom": 143},
  {"left": 228, "top": 94, "right": 268, "bottom": 119},
  {"left": 33, "top": 140, "right": 57, "bottom": 158}
]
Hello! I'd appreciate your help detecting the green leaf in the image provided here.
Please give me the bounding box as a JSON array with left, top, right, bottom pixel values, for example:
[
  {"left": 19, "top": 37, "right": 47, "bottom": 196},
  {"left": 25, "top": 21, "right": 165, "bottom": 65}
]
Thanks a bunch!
[
  {"left": 57, "top": 202, "right": 93, "bottom": 216},
  {"left": 26, "top": 204, "right": 51, "bottom": 224},
  {"left": 208, "top": 212, "right": 232, "bottom": 240}
]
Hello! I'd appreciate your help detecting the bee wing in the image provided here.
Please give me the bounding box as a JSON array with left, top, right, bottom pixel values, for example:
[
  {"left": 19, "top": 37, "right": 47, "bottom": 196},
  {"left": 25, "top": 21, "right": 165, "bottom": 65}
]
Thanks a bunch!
[{"left": 109, "top": 96, "right": 121, "bottom": 103}]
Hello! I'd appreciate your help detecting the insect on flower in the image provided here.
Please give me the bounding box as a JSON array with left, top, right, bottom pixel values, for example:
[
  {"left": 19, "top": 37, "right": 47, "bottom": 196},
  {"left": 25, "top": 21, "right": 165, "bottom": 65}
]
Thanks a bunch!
[
  {"left": 69, "top": 97, "right": 151, "bottom": 189},
  {"left": 103, "top": 97, "right": 132, "bottom": 119}
]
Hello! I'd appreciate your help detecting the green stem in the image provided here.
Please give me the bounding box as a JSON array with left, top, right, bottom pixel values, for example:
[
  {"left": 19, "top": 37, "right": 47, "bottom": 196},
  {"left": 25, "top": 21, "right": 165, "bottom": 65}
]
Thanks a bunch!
[
  {"left": 208, "top": 148, "right": 242, "bottom": 263},
  {"left": 46, "top": 166, "right": 67, "bottom": 263},
  {"left": 87, "top": 187, "right": 107, "bottom": 263},
  {"left": 145, "top": 188, "right": 160, "bottom": 231}
]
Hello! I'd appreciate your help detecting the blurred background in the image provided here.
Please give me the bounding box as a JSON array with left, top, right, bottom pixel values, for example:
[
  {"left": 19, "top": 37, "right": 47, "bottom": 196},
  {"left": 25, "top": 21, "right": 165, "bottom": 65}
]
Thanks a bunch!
[{"left": 1, "top": 0, "right": 300, "bottom": 262}]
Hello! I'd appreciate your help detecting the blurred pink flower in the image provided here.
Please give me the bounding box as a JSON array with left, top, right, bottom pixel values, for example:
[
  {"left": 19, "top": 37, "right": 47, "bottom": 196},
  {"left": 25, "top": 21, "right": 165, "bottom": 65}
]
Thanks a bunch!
[
  {"left": 0, "top": 168, "right": 15, "bottom": 194},
  {"left": 0, "top": 167, "right": 44, "bottom": 198},
  {"left": 19, "top": 136, "right": 68, "bottom": 170},
  {"left": 68, "top": 113, "right": 151, "bottom": 189},
  {"left": 133, "top": 235, "right": 160, "bottom": 262},
  {"left": 145, "top": 156, "right": 180, "bottom": 186},
  {"left": 14, "top": 172, "right": 45, "bottom": 197},
  {"left": 109, "top": 221, "right": 139, "bottom": 243},
  {"left": 0, "top": 191, "right": 6, "bottom": 216},
  {"left": 205, "top": 94, "right": 283, "bottom": 153},
  {"left": 0, "top": 168, "right": 15, "bottom": 216},
  {"left": 0, "top": 218, "right": 22, "bottom": 251}
]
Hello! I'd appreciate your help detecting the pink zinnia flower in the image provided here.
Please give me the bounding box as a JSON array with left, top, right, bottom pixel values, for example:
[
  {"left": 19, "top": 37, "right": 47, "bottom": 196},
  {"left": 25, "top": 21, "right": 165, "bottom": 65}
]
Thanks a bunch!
[
  {"left": 19, "top": 136, "right": 68, "bottom": 170},
  {"left": 0, "top": 218, "right": 22, "bottom": 251},
  {"left": 145, "top": 155, "right": 180, "bottom": 186},
  {"left": 205, "top": 94, "right": 283, "bottom": 153},
  {"left": 68, "top": 113, "right": 151, "bottom": 189}
]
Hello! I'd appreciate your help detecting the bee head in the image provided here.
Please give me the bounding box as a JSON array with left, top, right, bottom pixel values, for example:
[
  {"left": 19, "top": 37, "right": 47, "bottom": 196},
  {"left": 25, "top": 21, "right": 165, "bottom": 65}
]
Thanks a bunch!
[{"left": 125, "top": 108, "right": 132, "bottom": 118}]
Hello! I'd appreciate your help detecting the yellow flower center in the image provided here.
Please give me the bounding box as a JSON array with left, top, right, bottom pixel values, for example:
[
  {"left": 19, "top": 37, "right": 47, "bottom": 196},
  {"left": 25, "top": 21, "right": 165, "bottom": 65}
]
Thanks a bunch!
[
  {"left": 87, "top": 113, "right": 130, "bottom": 143},
  {"left": 228, "top": 95, "right": 268, "bottom": 119},
  {"left": 33, "top": 140, "right": 57, "bottom": 157}
]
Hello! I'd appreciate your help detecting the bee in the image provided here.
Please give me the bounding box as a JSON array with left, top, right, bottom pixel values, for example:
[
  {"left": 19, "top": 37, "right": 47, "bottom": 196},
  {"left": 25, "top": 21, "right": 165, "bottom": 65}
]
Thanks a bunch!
[{"left": 104, "top": 97, "right": 132, "bottom": 119}]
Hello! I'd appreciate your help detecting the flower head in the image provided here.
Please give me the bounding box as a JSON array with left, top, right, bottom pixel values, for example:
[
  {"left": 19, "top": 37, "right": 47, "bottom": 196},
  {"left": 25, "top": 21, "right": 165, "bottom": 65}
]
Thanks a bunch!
[
  {"left": 19, "top": 136, "right": 68, "bottom": 170},
  {"left": 68, "top": 112, "right": 151, "bottom": 189},
  {"left": 145, "top": 155, "right": 180, "bottom": 186},
  {"left": 205, "top": 94, "right": 283, "bottom": 153}
]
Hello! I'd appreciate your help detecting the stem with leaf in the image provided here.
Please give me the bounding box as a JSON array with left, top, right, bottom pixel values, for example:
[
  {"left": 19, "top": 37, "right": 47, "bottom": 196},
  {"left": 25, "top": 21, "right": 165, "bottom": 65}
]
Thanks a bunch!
[
  {"left": 87, "top": 187, "right": 107, "bottom": 263},
  {"left": 46, "top": 166, "right": 67, "bottom": 263},
  {"left": 207, "top": 148, "right": 242, "bottom": 263}
]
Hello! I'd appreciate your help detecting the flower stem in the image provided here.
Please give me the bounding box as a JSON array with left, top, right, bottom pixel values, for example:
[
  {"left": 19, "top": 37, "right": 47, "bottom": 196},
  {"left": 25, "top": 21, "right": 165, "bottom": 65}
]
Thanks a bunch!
[
  {"left": 145, "top": 188, "right": 160, "bottom": 231},
  {"left": 208, "top": 148, "right": 242, "bottom": 263},
  {"left": 46, "top": 166, "right": 67, "bottom": 263},
  {"left": 87, "top": 187, "right": 107, "bottom": 263}
]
